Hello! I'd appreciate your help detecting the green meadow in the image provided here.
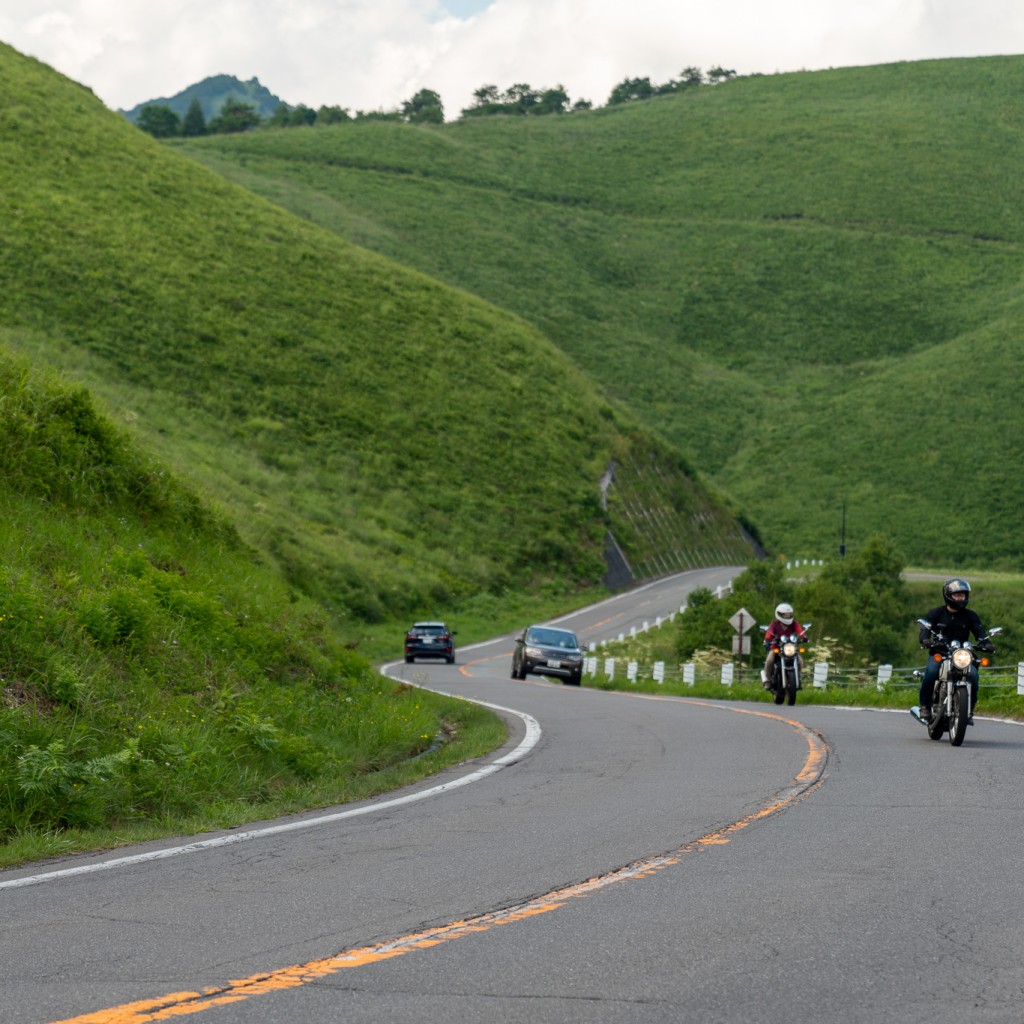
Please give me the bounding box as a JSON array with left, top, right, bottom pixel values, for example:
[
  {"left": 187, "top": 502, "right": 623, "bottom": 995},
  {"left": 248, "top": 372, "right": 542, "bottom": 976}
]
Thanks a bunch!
[{"left": 177, "top": 55, "right": 1024, "bottom": 568}]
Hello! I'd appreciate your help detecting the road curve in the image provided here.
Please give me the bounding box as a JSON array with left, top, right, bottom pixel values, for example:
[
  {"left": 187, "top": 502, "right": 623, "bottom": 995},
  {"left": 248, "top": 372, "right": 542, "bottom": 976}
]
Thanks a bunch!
[{"left": 2, "top": 567, "right": 1023, "bottom": 1024}]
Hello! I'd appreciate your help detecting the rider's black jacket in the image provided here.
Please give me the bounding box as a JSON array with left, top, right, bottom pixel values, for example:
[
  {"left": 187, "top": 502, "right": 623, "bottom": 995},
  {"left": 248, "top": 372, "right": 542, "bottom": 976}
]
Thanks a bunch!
[{"left": 919, "top": 605, "right": 989, "bottom": 649}]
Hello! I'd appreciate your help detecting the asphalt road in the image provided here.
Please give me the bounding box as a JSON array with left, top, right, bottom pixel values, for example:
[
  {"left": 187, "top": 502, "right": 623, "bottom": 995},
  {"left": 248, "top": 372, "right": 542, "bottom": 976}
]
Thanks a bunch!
[{"left": 3, "top": 566, "right": 1024, "bottom": 1024}]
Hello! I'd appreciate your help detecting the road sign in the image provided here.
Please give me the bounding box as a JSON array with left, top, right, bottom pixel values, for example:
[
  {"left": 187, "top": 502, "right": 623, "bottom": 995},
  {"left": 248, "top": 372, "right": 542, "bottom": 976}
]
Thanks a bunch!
[{"left": 729, "top": 607, "right": 755, "bottom": 634}]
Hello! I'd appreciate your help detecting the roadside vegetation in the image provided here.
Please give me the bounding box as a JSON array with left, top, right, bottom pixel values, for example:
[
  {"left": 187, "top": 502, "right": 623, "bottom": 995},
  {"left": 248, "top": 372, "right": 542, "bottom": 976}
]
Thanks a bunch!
[
  {"left": 176, "top": 54, "right": 1024, "bottom": 570},
  {"left": 0, "top": 354, "right": 509, "bottom": 869},
  {"left": 591, "top": 543, "right": 1024, "bottom": 720}
]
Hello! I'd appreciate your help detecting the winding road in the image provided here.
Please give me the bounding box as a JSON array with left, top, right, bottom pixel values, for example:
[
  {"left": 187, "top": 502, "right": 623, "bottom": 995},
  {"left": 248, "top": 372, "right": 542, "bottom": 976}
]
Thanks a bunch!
[{"left": 2, "top": 567, "right": 1024, "bottom": 1023}]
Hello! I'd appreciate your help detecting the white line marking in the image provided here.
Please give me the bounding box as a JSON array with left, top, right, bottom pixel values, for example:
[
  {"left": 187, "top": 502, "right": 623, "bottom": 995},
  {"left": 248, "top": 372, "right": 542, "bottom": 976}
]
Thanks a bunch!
[{"left": 0, "top": 697, "right": 541, "bottom": 892}]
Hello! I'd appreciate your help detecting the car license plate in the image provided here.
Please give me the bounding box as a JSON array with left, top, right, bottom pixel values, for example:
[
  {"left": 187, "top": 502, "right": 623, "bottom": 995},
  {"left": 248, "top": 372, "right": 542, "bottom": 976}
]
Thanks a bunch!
[{"left": 549, "top": 660, "right": 562, "bottom": 669}]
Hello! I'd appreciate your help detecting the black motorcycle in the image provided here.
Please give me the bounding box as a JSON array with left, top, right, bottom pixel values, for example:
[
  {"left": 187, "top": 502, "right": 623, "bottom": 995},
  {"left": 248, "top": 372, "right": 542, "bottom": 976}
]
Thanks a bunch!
[
  {"left": 911, "top": 620, "right": 1001, "bottom": 746},
  {"left": 759, "top": 625, "right": 811, "bottom": 706}
]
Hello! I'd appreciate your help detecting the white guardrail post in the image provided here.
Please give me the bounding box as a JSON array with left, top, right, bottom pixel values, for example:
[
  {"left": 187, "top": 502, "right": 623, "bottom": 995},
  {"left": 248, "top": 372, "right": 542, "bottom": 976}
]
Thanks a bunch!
[
  {"left": 683, "top": 662, "right": 695, "bottom": 687},
  {"left": 812, "top": 662, "right": 829, "bottom": 689},
  {"left": 1018, "top": 662, "right": 1024, "bottom": 696}
]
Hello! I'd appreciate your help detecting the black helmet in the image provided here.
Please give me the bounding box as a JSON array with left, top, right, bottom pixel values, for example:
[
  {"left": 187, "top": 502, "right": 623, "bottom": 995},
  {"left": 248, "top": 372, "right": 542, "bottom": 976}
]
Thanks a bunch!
[{"left": 942, "top": 578, "right": 971, "bottom": 607}]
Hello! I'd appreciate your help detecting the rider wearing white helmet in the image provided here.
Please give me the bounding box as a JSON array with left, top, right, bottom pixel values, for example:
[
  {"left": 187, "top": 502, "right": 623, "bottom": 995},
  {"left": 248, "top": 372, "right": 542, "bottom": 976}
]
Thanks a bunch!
[{"left": 762, "top": 602, "right": 807, "bottom": 690}]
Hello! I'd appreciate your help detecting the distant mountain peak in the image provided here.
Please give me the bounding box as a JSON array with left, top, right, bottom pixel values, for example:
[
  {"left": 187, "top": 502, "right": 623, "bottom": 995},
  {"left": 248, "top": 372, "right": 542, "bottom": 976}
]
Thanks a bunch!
[{"left": 119, "top": 74, "right": 288, "bottom": 123}]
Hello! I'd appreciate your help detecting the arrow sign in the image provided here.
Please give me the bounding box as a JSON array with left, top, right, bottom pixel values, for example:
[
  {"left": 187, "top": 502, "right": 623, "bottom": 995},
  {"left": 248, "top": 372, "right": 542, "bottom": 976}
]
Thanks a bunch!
[{"left": 729, "top": 607, "right": 755, "bottom": 634}]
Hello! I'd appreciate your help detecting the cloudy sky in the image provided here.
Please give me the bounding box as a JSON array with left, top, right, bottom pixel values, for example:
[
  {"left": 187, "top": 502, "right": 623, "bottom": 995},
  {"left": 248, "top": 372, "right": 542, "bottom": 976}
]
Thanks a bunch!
[{"left": 4, "top": 0, "right": 1024, "bottom": 116}]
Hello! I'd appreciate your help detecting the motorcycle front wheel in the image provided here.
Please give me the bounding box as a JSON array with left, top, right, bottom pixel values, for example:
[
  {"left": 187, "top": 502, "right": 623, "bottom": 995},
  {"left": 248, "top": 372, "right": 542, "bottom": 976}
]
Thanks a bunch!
[
  {"left": 784, "top": 669, "right": 798, "bottom": 705},
  {"left": 948, "top": 686, "right": 969, "bottom": 746}
]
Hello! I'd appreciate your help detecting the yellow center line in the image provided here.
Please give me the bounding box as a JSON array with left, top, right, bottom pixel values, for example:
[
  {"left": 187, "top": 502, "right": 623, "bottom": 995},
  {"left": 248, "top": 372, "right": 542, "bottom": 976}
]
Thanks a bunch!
[{"left": 51, "top": 700, "right": 828, "bottom": 1024}]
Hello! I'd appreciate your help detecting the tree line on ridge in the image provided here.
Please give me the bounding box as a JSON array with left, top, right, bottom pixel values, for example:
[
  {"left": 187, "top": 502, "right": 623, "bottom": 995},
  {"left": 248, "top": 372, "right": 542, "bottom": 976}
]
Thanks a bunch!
[{"left": 135, "top": 65, "right": 739, "bottom": 138}]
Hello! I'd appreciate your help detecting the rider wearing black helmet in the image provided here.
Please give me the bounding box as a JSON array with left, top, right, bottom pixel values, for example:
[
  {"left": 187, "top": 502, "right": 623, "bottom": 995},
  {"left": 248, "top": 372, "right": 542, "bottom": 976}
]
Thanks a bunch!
[{"left": 917, "top": 578, "right": 993, "bottom": 722}]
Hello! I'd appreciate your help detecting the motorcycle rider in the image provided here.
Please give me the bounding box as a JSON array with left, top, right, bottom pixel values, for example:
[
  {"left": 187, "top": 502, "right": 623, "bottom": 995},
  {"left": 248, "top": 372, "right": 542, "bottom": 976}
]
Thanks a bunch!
[
  {"left": 762, "top": 602, "right": 807, "bottom": 690},
  {"left": 917, "top": 578, "right": 993, "bottom": 722}
]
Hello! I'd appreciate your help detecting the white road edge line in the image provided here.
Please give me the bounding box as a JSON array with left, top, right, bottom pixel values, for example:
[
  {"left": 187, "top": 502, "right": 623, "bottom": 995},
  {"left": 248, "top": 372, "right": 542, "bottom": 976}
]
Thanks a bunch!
[{"left": 0, "top": 684, "right": 541, "bottom": 892}]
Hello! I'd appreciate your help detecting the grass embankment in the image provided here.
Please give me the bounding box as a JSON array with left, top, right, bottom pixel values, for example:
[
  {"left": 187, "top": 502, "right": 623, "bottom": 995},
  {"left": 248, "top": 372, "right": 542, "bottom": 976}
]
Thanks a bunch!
[
  {"left": 0, "top": 41, "right": 754, "bottom": 638},
  {"left": 178, "top": 55, "right": 1024, "bottom": 569},
  {"left": 0, "top": 356, "right": 509, "bottom": 870}
]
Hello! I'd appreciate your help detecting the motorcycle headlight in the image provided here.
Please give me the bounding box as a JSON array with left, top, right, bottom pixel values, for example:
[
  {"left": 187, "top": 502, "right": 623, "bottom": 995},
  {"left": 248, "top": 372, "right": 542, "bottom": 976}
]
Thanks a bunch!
[
  {"left": 952, "top": 648, "right": 973, "bottom": 670},
  {"left": 782, "top": 642, "right": 798, "bottom": 657}
]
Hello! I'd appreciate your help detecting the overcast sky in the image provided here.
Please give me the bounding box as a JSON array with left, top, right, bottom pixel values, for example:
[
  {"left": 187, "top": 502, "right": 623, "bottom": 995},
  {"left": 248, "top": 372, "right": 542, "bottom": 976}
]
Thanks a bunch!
[{"left": 4, "top": 1, "right": 1024, "bottom": 116}]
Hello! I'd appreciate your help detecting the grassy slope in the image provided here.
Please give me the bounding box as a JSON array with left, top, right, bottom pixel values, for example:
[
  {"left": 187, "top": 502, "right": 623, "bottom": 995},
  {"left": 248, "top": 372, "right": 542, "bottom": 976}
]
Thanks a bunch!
[
  {"left": 176, "top": 56, "right": 1024, "bottom": 568},
  {"left": 0, "top": 351, "right": 508, "bottom": 865},
  {"left": 0, "top": 43, "right": 754, "bottom": 635}
]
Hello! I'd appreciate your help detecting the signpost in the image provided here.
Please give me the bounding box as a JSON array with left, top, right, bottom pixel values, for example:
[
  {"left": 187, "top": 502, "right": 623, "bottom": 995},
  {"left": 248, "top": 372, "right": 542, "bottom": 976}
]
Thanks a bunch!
[{"left": 729, "top": 607, "right": 755, "bottom": 674}]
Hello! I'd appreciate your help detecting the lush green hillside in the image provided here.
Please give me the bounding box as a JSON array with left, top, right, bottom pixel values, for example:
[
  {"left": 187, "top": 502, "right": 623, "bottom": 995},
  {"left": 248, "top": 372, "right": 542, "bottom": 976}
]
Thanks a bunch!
[
  {"left": 0, "top": 351, "right": 510, "bottom": 865},
  {"left": 0, "top": 42, "right": 755, "bottom": 635},
  {"left": 174, "top": 56, "right": 1024, "bottom": 569}
]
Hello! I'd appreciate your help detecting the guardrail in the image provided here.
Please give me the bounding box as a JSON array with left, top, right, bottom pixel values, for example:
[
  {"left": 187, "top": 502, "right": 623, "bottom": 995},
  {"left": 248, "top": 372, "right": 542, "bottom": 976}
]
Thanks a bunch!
[{"left": 583, "top": 657, "right": 1024, "bottom": 694}]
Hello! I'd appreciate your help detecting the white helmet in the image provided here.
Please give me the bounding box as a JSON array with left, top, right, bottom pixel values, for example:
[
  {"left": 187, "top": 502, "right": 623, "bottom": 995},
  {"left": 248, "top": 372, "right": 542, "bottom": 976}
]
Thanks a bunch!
[{"left": 775, "top": 602, "right": 795, "bottom": 625}]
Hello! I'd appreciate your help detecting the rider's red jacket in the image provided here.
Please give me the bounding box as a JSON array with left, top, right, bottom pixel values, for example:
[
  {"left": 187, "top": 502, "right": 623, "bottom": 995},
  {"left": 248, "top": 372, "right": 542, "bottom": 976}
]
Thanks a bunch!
[{"left": 764, "top": 619, "right": 807, "bottom": 646}]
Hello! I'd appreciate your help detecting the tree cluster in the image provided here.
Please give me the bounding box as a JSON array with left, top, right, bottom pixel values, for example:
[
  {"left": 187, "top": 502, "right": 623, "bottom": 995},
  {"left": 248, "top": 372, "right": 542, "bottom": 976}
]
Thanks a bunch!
[
  {"left": 134, "top": 65, "right": 738, "bottom": 139},
  {"left": 607, "top": 65, "right": 735, "bottom": 105},
  {"left": 460, "top": 83, "right": 590, "bottom": 118},
  {"left": 675, "top": 536, "right": 914, "bottom": 667}
]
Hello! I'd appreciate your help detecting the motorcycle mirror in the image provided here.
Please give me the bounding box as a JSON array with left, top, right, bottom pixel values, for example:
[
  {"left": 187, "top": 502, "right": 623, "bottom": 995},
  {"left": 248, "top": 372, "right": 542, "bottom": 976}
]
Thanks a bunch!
[
  {"left": 989, "top": 626, "right": 1004, "bottom": 637},
  {"left": 916, "top": 618, "right": 933, "bottom": 629}
]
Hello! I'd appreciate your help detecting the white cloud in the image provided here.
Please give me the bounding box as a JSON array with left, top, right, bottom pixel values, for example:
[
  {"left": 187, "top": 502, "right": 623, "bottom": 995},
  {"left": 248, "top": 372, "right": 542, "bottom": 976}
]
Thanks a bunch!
[{"left": 2, "top": 0, "right": 1023, "bottom": 115}]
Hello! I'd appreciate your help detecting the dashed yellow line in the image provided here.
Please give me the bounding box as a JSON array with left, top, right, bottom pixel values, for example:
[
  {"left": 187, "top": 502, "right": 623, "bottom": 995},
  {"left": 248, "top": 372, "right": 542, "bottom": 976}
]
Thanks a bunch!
[{"left": 51, "top": 701, "right": 827, "bottom": 1024}]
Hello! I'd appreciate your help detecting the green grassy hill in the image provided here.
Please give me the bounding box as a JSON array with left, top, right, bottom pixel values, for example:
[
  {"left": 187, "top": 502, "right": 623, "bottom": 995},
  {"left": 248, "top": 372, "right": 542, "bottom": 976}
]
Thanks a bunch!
[
  {"left": 0, "top": 351, "right": 510, "bottom": 865},
  {"left": 0, "top": 42, "right": 754, "bottom": 636},
  {"left": 174, "top": 56, "right": 1024, "bottom": 568}
]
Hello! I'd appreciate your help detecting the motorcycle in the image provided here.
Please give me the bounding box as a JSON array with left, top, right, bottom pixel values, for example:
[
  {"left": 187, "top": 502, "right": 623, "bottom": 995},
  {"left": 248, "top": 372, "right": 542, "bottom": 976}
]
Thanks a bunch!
[
  {"left": 759, "top": 624, "right": 811, "bottom": 706},
  {"left": 911, "top": 620, "right": 1002, "bottom": 746}
]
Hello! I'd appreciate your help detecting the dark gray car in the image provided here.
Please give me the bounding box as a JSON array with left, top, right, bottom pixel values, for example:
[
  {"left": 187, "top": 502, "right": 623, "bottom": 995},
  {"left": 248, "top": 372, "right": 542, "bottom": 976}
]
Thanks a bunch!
[
  {"left": 404, "top": 621, "right": 456, "bottom": 663},
  {"left": 511, "top": 625, "right": 584, "bottom": 685}
]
